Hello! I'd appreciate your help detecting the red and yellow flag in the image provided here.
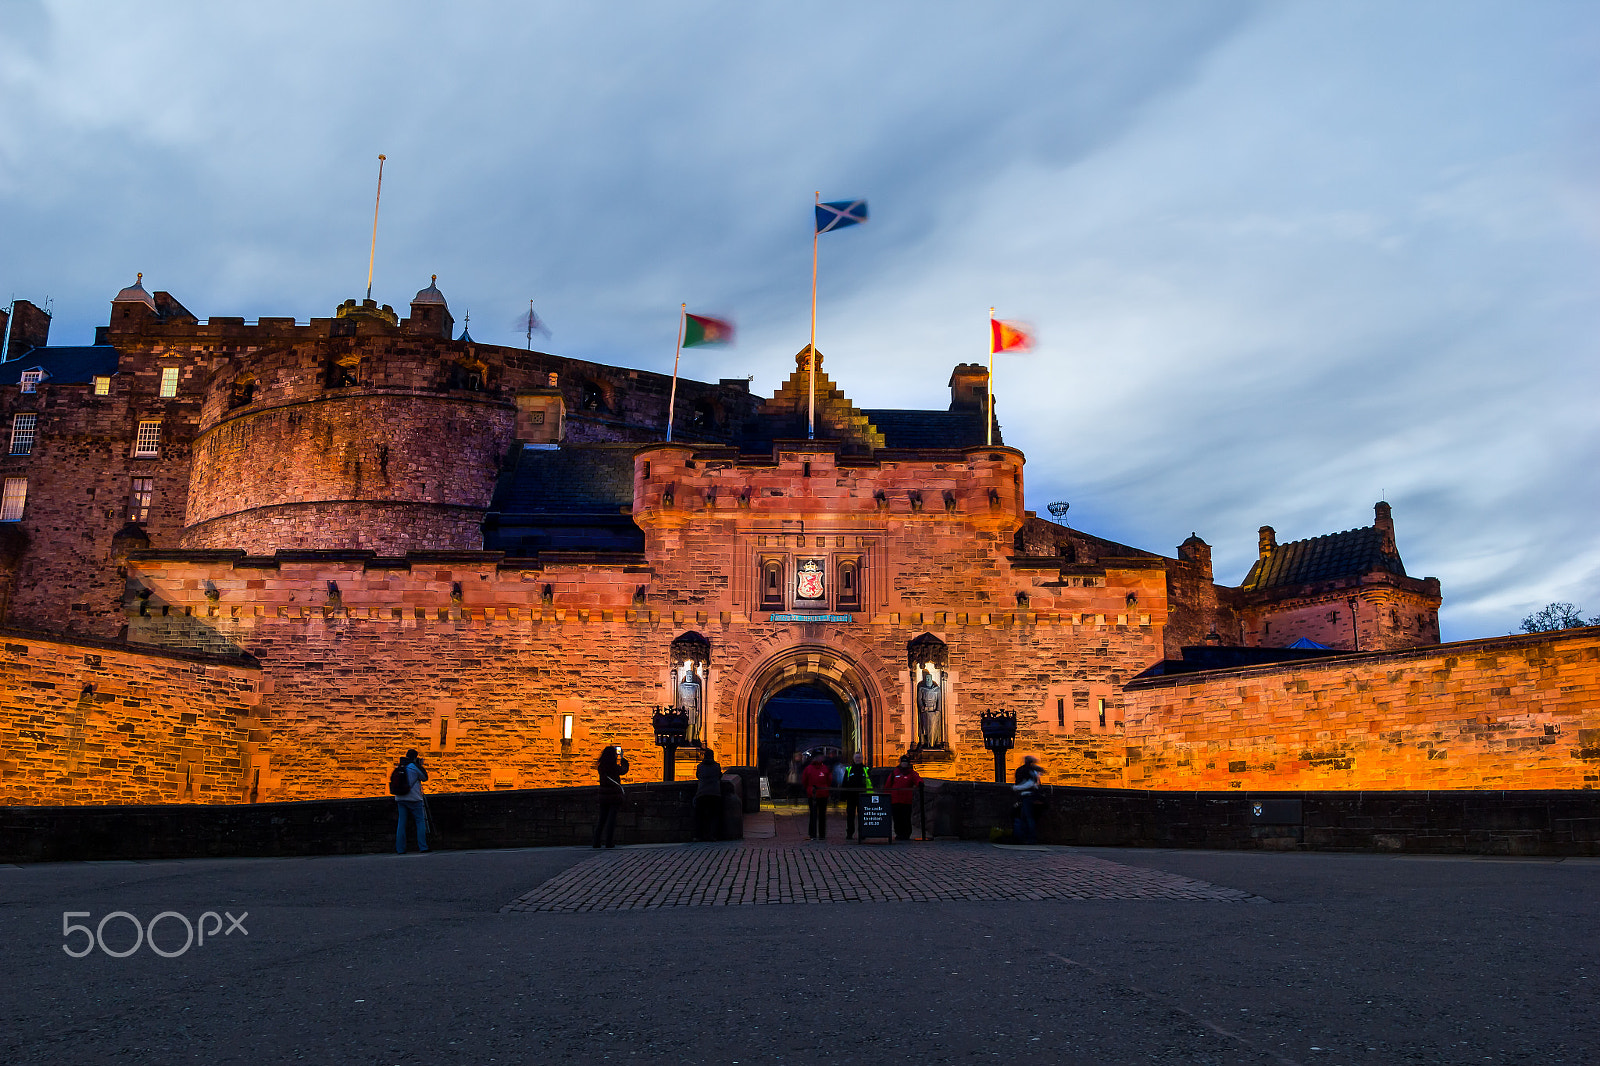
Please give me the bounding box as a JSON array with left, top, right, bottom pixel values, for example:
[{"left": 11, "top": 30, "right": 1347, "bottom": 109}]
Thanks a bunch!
[{"left": 991, "top": 318, "right": 1033, "bottom": 353}]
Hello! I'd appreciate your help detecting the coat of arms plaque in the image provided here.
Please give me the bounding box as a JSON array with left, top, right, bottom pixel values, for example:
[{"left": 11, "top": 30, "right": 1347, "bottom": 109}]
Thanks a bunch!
[{"left": 794, "top": 558, "right": 825, "bottom": 600}]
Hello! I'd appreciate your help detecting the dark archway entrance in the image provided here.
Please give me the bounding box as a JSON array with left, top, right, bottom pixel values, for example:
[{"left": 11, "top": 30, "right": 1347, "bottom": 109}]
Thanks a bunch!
[{"left": 757, "top": 683, "right": 852, "bottom": 802}]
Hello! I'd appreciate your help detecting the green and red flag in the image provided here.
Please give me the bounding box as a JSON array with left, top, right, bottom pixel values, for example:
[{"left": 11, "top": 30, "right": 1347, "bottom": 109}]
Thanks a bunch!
[{"left": 683, "top": 312, "right": 734, "bottom": 347}]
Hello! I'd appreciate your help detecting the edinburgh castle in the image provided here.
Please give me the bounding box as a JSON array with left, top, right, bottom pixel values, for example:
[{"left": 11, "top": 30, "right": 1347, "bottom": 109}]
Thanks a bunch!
[{"left": 0, "top": 279, "right": 1593, "bottom": 807}]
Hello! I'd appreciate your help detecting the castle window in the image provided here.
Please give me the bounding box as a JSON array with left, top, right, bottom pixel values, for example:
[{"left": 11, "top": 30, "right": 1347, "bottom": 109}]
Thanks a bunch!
[
  {"left": 19, "top": 370, "right": 42, "bottom": 394},
  {"left": 129, "top": 477, "right": 154, "bottom": 523},
  {"left": 9, "top": 413, "right": 36, "bottom": 456},
  {"left": 0, "top": 478, "right": 25, "bottom": 521},
  {"left": 1057, "top": 697, "right": 1066, "bottom": 728},
  {"left": 93, "top": 376, "right": 111, "bottom": 396},
  {"left": 133, "top": 420, "right": 161, "bottom": 457},
  {"left": 228, "top": 375, "right": 255, "bottom": 410},
  {"left": 159, "top": 367, "right": 179, "bottom": 398},
  {"left": 327, "top": 354, "right": 358, "bottom": 389},
  {"left": 580, "top": 379, "right": 606, "bottom": 412},
  {"left": 760, "top": 558, "right": 785, "bottom": 610},
  {"left": 836, "top": 558, "right": 861, "bottom": 610}
]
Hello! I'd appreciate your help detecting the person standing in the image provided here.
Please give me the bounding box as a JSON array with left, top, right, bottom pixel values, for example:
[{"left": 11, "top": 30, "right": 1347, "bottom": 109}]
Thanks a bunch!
[
  {"left": 885, "top": 755, "right": 922, "bottom": 842},
  {"left": 802, "top": 755, "right": 831, "bottom": 840},
  {"left": 1013, "top": 755, "right": 1045, "bottom": 845},
  {"left": 393, "top": 749, "right": 429, "bottom": 854},
  {"left": 592, "top": 745, "right": 630, "bottom": 849},
  {"left": 840, "top": 752, "right": 872, "bottom": 840},
  {"left": 694, "top": 748, "right": 723, "bottom": 841},
  {"left": 786, "top": 753, "right": 804, "bottom": 807}
]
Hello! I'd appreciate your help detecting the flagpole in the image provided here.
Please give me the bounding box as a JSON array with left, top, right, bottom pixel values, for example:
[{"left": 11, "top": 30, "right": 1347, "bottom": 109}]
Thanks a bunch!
[
  {"left": 365, "top": 154, "right": 386, "bottom": 301},
  {"left": 987, "top": 307, "right": 995, "bottom": 447},
  {"left": 666, "top": 303, "right": 685, "bottom": 443},
  {"left": 809, "top": 191, "right": 820, "bottom": 440},
  {"left": 527, "top": 299, "right": 534, "bottom": 351}
]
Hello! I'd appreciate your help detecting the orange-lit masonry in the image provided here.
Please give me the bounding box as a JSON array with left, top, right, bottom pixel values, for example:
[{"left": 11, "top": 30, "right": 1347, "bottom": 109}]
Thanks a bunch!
[
  {"left": 1, "top": 625, "right": 1595, "bottom": 805},
  {"left": 0, "top": 277, "right": 1496, "bottom": 807}
]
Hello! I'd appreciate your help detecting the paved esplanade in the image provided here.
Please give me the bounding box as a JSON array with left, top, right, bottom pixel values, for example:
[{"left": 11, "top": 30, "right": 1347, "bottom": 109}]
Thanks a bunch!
[
  {"left": 2, "top": 814, "right": 1596, "bottom": 1065},
  {"left": 506, "top": 839, "right": 1261, "bottom": 910}
]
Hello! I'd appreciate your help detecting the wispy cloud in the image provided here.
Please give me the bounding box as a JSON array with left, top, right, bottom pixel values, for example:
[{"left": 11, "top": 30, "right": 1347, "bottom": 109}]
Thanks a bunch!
[{"left": 2, "top": 0, "right": 1595, "bottom": 639}]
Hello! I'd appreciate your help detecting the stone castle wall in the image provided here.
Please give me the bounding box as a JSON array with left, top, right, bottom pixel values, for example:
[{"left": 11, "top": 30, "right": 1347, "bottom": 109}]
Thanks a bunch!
[
  {"left": 1121, "top": 628, "right": 1600, "bottom": 790},
  {"left": 0, "top": 630, "right": 262, "bottom": 805}
]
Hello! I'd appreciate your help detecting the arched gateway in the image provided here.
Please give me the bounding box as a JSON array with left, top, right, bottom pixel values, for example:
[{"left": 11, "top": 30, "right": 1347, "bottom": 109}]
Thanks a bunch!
[{"left": 730, "top": 643, "right": 891, "bottom": 771}]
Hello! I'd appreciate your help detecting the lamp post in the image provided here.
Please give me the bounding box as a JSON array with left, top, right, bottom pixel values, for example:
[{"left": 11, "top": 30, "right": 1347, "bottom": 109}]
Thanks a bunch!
[
  {"left": 652, "top": 706, "right": 688, "bottom": 782},
  {"left": 979, "top": 709, "right": 1017, "bottom": 784},
  {"left": 1347, "top": 596, "right": 1360, "bottom": 652}
]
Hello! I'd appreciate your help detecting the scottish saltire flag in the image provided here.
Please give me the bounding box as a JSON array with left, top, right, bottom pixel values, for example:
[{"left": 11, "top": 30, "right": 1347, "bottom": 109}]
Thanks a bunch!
[
  {"left": 683, "top": 312, "right": 734, "bottom": 347},
  {"left": 991, "top": 318, "right": 1034, "bottom": 353},
  {"left": 815, "top": 199, "right": 868, "bottom": 233}
]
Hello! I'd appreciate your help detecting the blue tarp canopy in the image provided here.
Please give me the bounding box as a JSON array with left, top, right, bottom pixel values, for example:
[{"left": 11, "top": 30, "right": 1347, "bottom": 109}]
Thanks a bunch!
[{"left": 1286, "top": 637, "right": 1332, "bottom": 649}]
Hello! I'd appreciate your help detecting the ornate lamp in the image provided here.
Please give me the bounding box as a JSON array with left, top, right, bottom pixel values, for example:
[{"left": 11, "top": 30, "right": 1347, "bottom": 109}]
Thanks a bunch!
[
  {"left": 979, "top": 709, "right": 1017, "bottom": 784},
  {"left": 652, "top": 706, "right": 689, "bottom": 781}
]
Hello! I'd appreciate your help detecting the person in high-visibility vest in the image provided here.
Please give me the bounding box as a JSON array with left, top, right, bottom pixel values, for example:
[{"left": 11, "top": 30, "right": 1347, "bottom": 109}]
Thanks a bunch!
[{"left": 840, "top": 753, "right": 872, "bottom": 839}]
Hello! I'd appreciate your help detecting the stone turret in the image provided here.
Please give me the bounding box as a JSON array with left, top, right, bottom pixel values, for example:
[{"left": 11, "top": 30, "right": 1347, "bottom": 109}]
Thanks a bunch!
[{"left": 403, "top": 276, "right": 454, "bottom": 339}]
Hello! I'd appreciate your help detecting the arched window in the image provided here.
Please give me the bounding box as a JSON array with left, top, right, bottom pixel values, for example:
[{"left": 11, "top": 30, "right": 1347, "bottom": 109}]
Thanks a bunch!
[
  {"left": 760, "top": 558, "right": 785, "bottom": 610},
  {"left": 580, "top": 379, "right": 607, "bottom": 412},
  {"left": 228, "top": 375, "right": 255, "bottom": 410},
  {"left": 836, "top": 558, "right": 861, "bottom": 610},
  {"left": 327, "top": 353, "right": 358, "bottom": 389}
]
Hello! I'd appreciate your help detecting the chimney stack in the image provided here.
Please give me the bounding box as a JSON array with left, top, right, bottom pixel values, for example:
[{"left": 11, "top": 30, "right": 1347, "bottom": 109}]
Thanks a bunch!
[
  {"left": 1374, "top": 501, "right": 1395, "bottom": 554},
  {"left": 1258, "top": 526, "right": 1277, "bottom": 558},
  {"left": 3, "top": 300, "right": 51, "bottom": 362}
]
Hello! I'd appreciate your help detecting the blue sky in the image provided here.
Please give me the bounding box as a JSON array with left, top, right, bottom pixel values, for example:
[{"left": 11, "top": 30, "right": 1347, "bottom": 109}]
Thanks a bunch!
[{"left": 2, "top": 1, "right": 1596, "bottom": 640}]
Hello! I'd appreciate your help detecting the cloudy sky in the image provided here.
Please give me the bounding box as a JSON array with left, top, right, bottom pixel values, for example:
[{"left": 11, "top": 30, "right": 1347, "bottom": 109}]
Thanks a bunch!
[{"left": 2, "top": 1, "right": 1596, "bottom": 640}]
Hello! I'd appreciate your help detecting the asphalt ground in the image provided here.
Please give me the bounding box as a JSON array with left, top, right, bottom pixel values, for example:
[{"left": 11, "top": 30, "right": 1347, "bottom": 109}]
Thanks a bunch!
[{"left": 1, "top": 816, "right": 1597, "bottom": 1065}]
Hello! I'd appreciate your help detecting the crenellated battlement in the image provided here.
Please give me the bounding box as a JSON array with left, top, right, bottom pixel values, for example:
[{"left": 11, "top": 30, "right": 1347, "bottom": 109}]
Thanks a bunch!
[{"left": 630, "top": 441, "right": 1028, "bottom": 529}]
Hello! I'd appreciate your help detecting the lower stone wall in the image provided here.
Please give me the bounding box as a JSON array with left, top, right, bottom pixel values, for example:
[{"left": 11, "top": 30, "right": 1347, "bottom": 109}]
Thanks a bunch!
[
  {"left": 0, "top": 630, "right": 263, "bottom": 805},
  {"left": 0, "top": 781, "right": 704, "bottom": 863},
  {"left": 926, "top": 781, "right": 1600, "bottom": 856},
  {"left": 1121, "top": 628, "right": 1600, "bottom": 790}
]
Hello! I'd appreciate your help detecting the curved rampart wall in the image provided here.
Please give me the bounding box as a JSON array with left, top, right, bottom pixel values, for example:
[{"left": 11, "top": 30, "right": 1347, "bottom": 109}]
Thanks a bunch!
[{"left": 183, "top": 393, "right": 514, "bottom": 552}]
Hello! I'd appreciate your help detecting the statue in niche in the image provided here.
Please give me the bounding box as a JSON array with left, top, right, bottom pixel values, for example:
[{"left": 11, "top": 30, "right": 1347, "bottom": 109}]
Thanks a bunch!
[
  {"left": 676, "top": 660, "right": 704, "bottom": 743},
  {"left": 916, "top": 663, "right": 947, "bottom": 749}
]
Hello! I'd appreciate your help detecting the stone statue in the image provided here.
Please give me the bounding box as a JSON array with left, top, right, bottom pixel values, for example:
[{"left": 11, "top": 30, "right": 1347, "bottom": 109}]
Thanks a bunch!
[
  {"left": 676, "top": 662, "right": 703, "bottom": 743},
  {"left": 916, "top": 664, "right": 945, "bottom": 749}
]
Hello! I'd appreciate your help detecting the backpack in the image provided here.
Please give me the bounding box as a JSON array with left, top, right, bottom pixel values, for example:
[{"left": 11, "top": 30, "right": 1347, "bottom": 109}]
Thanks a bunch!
[{"left": 388, "top": 763, "right": 412, "bottom": 797}]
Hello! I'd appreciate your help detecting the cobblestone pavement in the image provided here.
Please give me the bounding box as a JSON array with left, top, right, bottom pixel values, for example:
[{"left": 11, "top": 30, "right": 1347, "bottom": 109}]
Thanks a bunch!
[{"left": 502, "top": 841, "right": 1266, "bottom": 911}]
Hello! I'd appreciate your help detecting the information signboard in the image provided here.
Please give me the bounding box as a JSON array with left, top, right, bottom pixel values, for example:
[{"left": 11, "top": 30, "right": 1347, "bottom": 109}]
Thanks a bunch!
[{"left": 858, "top": 792, "right": 892, "bottom": 843}]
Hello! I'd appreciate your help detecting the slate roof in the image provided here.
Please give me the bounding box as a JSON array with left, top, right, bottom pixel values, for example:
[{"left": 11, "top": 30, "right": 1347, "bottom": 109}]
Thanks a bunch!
[
  {"left": 6, "top": 346, "right": 119, "bottom": 385},
  {"left": 491, "top": 444, "right": 637, "bottom": 514},
  {"left": 859, "top": 409, "right": 1000, "bottom": 449},
  {"left": 1240, "top": 525, "right": 1406, "bottom": 590}
]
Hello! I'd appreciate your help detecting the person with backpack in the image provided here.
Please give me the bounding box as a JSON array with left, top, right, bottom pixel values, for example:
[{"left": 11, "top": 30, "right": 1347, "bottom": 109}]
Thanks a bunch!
[
  {"left": 801, "top": 755, "right": 831, "bottom": 840},
  {"left": 884, "top": 755, "right": 922, "bottom": 842},
  {"left": 390, "top": 749, "right": 430, "bottom": 854},
  {"left": 592, "top": 745, "right": 629, "bottom": 849},
  {"left": 1012, "top": 755, "right": 1046, "bottom": 845},
  {"left": 693, "top": 748, "right": 723, "bottom": 841}
]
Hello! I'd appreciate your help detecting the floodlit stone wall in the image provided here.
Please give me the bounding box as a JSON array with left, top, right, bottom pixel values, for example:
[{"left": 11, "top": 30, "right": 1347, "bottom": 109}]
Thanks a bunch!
[
  {"left": 1121, "top": 628, "right": 1600, "bottom": 790},
  {"left": 0, "top": 631, "right": 262, "bottom": 805}
]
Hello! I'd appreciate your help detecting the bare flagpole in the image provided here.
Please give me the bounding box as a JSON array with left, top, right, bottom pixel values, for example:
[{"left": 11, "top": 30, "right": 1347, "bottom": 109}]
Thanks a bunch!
[
  {"left": 527, "top": 299, "right": 534, "bottom": 350},
  {"left": 666, "top": 303, "right": 685, "bottom": 443},
  {"left": 808, "top": 190, "right": 819, "bottom": 441},
  {"left": 365, "top": 154, "right": 386, "bottom": 301},
  {"left": 987, "top": 307, "right": 995, "bottom": 447}
]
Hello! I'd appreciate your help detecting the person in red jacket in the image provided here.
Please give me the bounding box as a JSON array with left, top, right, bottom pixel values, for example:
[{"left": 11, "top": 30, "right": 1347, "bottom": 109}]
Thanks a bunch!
[
  {"left": 802, "top": 755, "right": 831, "bottom": 840},
  {"left": 884, "top": 755, "right": 922, "bottom": 842}
]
